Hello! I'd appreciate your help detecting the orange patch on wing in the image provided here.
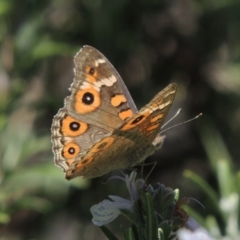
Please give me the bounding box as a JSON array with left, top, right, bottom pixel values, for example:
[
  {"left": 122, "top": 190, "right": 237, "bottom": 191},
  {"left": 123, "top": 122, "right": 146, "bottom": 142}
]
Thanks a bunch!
[
  {"left": 119, "top": 109, "right": 133, "bottom": 120},
  {"left": 121, "top": 112, "right": 150, "bottom": 130},
  {"left": 62, "top": 116, "right": 88, "bottom": 137},
  {"left": 111, "top": 95, "right": 127, "bottom": 107},
  {"left": 150, "top": 114, "right": 163, "bottom": 123},
  {"left": 85, "top": 66, "right": 98, "bottom": 83},
  {"left": 62, "top": 142, "right": 80, "bottom": 159},
  {"left": 89, "top": 137, "right": 115, "bottom": 154},
  {"left": 77, "top": 156, "right": 94, "bottom": 167},
  {"left": 70, "top": 137, "right": 115, "bottom": 172},
  {"left": 75, "top": 87, "right": 100, "bottom": 114},
  {"left": 87, "top": 74, "right": 95, "bottom": 83},
  {"left": 147, "top": 123, "right": 160, "bottom": 132}
]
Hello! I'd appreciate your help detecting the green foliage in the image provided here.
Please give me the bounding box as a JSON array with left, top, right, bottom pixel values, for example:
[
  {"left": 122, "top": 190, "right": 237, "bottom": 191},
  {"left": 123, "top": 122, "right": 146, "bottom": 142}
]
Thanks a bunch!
[
  {"left": 0, "top": 97, "right": 89, "bottom": 223},
  {"left": 184, "top": 120, "right": 240, "bottom": 239},
  {"left": 112, "top": 185, "right": 184, "bottom": 240}
]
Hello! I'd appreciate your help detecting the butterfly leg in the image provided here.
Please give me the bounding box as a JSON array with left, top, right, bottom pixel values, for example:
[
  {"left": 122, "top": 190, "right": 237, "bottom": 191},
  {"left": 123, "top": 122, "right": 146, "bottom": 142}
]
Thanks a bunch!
[
  {"left": 144, "top": 161, "right": 157, "bottom": 182},
  {"left": 101, "top": 171, "right": 114, "bottom": 184},
  {"left": 134, "top": 161, "right": 157, "bottom": 182}
]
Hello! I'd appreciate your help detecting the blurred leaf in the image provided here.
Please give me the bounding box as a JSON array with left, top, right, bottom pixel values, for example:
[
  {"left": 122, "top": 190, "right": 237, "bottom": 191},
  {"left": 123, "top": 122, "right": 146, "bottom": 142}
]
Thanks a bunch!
[
  {"left": 0, "top": 0, "right": 12, "bottom": 16},
  {"left": 32, "top": 40, "right": 77, "bottom": 59},
  {"left": 205, "top": 215, "right": 222, "bottom": 238},
  {"left": 184, "top": 170, "right": 219, "bottom": 212},
  {"left": 0, "top": 212, "right": 10, "bottom": 224},
  {"left": 15, "top": 17, "right": 42, "bottom": 52},
  {"left": 3, "top": 162, "right": 89, "bottom": 195},
  {"left": 16, "top": 196, "right": 53, "bottom": 213},
  {"left": 216, "top": 159, "right": 235, "bottom": 197},
  {"left": 183, "top": 205, "right": 206, "bottom": 229},
  {"left": 198, "top": 118, "right": 233, "bottom": 173}
]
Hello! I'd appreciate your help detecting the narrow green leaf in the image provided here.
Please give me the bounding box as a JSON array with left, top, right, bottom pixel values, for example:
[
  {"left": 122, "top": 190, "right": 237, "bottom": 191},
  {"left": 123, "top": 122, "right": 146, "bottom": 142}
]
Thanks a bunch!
[
  {"left": 205, "top": 215, "right": 222, "bottom": 238},
  {"left": 236, "top": 172, "right": 240, "bottom": 194},
  {"left": 184, "top": 170, "right": 219, "bottom": 209},
  {"left": 145, "top": 193, "right": 158, "bottom": 240},
  {"left": 182, "top": 205, "right": 206, "bottom": 228},
  {"left": 198, "top": 119, "right": 233, "bottom": 173},
  {"left": 120, "top": 225, "right": 128, "bottom": 239},
  {"left": 32, "top": 40, "right": 77, "bottom": 59},
  {"left": 216, "top": 159, "right": 236, "bottom": 197},
  {"left": 126, "top": 228, "right": 136, "bottom": 240}
]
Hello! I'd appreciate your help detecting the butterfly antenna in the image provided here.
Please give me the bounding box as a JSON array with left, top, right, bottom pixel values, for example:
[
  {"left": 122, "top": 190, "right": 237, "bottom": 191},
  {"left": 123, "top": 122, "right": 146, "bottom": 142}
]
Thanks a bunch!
[
  {"left": 161, "top": 112, "right": 202, "bottom": 134},
  {"left": 162, "top": 108, "right": 182, "bottom": 128}
]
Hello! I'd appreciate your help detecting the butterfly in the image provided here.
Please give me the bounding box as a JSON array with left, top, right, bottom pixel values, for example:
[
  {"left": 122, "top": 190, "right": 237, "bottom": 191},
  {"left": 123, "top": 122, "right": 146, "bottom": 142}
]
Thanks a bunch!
[{"left": 51, "top": 45, "right": 177, "bottom": 179}]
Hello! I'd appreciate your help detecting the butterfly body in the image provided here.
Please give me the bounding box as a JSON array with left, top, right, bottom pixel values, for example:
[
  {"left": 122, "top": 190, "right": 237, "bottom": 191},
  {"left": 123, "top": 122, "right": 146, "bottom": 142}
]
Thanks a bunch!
[{"left": 51, "top": 46, "right": 177, "bottom": 179}]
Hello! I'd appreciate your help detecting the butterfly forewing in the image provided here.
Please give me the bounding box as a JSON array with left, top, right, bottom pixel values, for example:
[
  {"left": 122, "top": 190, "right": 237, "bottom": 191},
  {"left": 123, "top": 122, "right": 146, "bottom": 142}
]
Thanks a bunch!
[
  {"left": 142, "top": 83, "right": 177, "bottom": 141},
  {"left": 120, "top": 84, "right": 177, "bottom": 141},
  {"left": 70, "top": 46, "right": 138, "bottom": 130}
]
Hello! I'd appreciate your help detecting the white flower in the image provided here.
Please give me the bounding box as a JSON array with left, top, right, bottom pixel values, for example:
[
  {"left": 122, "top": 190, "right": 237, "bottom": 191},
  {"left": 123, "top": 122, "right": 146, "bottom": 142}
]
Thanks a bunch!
[
  {"left": 177, "top": 227, "right": 214, "bottom": 240},
  {"left": 90, "top": 171, "right": 144, "bottom": 226},
  {"left": 90, "top": 196, "right": 132, "bottom": 226}
]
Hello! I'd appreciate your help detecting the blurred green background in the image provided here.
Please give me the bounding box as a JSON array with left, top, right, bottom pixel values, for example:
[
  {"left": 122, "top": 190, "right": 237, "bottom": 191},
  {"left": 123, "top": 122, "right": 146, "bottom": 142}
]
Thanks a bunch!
[{"left": 1, "top": 0, "right": 240, "bottom": 239}]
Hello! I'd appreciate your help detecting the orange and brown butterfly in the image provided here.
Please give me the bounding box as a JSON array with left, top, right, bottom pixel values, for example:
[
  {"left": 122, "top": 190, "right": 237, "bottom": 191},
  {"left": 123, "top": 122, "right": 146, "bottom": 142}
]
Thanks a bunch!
[{"left": 51, "top": 45, "right": 177, "bottom": 179}]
